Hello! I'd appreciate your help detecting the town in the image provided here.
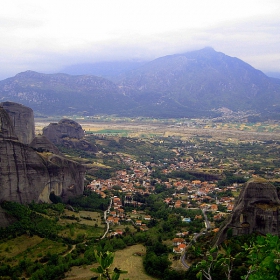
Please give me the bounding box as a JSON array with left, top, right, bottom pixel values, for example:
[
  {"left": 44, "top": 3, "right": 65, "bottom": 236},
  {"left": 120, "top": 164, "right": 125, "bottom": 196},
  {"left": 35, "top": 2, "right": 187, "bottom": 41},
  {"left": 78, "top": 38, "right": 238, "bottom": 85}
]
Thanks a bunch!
[
  {"left": 2, "top": 120, "right": 280, "bottom": 279},
  {"left": 87, "top": 151, "right": 241, "bottom": 252}
]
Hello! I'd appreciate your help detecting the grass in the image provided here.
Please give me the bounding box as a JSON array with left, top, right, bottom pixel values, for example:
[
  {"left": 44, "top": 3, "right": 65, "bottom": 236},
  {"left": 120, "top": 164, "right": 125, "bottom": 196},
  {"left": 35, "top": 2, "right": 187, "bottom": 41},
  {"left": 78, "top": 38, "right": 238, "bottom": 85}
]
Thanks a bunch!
[
  {"left": 65, "top": 244, "right": 156, "bottom": 280},
  {"left": 86, "top": 129, "right": 129, "bottom": 136},
  {"left": 0, "top": 235, "right": 43, "bottom": 259},
  {"left": 0, "top": 235, "right": 68, "bottom": 264},
  {"left": 58, "top": 210, "right": 105, "bottom": 240},
  {"left": 59, "top": 210, "right": 103, "bottom": 226},
  {"left": 112, "top": 244, "right": 156, "bottom": 280},
  {"left": 36, "top": 119, "right": 280, "bottom": 142},
  {"left": 25, "top": 238, "right": 68, "bottom": 260}
]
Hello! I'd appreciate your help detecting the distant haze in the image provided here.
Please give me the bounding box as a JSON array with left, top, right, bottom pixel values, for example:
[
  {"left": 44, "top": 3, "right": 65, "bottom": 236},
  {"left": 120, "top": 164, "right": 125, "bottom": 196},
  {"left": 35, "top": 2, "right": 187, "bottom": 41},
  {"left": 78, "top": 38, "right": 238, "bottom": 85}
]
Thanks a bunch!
[
  {"left": 1, "top": 48, "right": 280, "bottom": 119},
  {"left": 0, "top": 0, "right": 280, "bottom": 80}
]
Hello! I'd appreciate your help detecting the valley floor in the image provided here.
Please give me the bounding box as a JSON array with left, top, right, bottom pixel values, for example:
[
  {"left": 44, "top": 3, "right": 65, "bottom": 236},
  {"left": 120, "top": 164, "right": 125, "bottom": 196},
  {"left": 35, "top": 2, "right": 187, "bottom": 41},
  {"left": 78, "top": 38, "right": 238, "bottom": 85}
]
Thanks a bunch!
[{"left": 35, "top": 119, "right": 280, "bottom": 141}]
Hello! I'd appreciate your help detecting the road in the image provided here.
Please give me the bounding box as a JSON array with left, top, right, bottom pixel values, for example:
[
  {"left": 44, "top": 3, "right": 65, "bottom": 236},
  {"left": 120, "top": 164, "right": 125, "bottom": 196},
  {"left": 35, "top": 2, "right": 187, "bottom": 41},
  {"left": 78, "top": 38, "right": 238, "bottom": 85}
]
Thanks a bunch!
[
  {"left": 202, "top": 208, "right": 211, "bottom": 230},
  {"left": 181, "top": 208, "right": 211, "bottom": 269},
  {"left": 100, "top": 197, "right": 113, "bottom": 239}
]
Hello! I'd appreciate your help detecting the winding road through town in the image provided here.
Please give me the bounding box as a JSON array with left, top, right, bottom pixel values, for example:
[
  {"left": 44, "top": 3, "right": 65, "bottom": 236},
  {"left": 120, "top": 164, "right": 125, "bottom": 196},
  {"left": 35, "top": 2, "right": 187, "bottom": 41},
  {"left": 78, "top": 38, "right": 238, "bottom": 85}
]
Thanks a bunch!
[
  {"left": 181, "top": 208, "right": 211, "bottom": 269},
  {"left": 101, "top": 197, "right": 113, "bottom": 239}
]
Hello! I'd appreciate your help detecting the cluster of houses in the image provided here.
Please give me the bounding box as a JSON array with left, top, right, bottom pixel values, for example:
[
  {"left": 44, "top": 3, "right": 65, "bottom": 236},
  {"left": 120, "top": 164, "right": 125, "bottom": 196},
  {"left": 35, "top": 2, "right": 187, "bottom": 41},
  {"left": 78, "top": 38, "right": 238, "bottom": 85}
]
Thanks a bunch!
[
  {"left": 172, "top": 232, "right": 188, "bottom": 254},
  {"left": 87, "top": 153, "right": 239, "bottom": 213},
  {"left": 87, "top": 154, "right": 242, "bottom": 243}
]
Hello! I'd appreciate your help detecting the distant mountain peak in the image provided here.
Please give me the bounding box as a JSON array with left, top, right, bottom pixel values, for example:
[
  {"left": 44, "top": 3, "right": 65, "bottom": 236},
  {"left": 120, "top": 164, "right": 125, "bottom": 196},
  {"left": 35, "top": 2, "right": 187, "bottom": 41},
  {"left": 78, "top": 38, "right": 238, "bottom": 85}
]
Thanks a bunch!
[
  {"left": 200, "top": 46, "right": 215, "bottom": 51},
  {"left": 0, "top": 48, "right": 280, "bottom": 119}
]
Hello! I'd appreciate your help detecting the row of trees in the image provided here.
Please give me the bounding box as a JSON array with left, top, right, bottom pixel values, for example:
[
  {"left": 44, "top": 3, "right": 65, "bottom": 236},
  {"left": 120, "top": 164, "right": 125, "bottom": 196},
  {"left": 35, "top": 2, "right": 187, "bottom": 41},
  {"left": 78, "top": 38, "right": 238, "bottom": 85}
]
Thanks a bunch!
[{"left": 188, "top": 234, "right": 280, "bottom": 280}]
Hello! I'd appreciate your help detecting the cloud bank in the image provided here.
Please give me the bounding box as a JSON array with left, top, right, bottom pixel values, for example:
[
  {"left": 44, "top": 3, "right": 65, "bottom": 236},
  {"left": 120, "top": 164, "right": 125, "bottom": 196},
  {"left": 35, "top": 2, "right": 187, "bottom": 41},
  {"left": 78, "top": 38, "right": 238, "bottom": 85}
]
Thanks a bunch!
[{"left": 0, "top": 0, "right": 279, "bottom": 79}]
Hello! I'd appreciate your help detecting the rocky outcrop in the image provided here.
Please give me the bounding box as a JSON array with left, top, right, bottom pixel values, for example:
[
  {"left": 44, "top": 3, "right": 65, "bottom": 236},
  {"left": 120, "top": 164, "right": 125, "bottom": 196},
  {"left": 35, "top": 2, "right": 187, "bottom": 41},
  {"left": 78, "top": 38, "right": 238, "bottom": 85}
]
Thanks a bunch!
[
  {"left": 43, "top": 119, "right": 84, "bottom": 144},
  {"left": 0, "top": 101, "right": 35, "bottom": 144},
  {"left": 0, "top": 103, "right": 85, "bottom": 207},
  {"left": 30, "top": 135, "right": 62, "bottom": 155},
  {"left": 0, "top": 106, "right": 18, "bottom": 141},
  {"left": 43, "top": 118, "right": 98, "bottom": 153},
  {"left": 37, "top": 154, "right": 85, "bottom": 203},
  {"left": 215, "top": 178, "right": 280, "bottom": 245}
]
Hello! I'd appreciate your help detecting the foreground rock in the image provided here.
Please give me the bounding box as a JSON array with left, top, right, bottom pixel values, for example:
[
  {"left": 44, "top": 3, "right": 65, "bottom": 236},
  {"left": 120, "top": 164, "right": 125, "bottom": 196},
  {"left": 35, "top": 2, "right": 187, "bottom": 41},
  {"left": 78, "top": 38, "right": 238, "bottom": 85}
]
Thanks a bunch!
[
  {"left": 215, "top": 178, "right": 280, "bottom": 245},
  {"left": 0, "top": 103, "right": 85, "bottom": 207},
  {"left": 0, "top": 101, "right": 35, "bottom": 144},
  {"left": 30, "top": 135, "right": 62, "bottom": 155}
]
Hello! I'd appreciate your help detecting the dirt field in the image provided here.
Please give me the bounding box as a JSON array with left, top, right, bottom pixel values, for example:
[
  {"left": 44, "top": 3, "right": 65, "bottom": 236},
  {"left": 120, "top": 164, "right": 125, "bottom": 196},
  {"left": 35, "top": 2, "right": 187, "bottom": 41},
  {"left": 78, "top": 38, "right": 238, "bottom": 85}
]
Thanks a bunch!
[{"left": 65, "top": 244, "right": 157, "bottom": 280}]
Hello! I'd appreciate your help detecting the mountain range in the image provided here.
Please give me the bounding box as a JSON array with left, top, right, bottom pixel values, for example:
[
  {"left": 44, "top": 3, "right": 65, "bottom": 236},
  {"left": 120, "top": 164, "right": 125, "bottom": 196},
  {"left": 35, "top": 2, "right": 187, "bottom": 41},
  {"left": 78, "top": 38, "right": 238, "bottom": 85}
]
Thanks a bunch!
[{"left": 1, "top": 47, "right": 280, "bottom": 119}]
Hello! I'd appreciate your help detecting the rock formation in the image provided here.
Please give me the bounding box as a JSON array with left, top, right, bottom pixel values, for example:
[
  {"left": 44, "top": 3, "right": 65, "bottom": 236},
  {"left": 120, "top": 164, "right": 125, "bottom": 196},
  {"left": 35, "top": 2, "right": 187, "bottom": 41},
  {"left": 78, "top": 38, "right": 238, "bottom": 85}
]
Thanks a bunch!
[
  {"left": 30, "top": 135, "right": 62, "bottom": 155},
  {"left": 215, "top": 178, "right": 280, "bottom": 245},
  {"left": 42, "top": 119, "right": 84, "bottom": 144},
  {"left": 0, "top": 103, "right": 85, "bottom": 207},
  {"left": 42, "top": 118, "right": 98, "bottom": 153},
  {"left": 0, "top": 101, "right": 35, "bottom": 144}
]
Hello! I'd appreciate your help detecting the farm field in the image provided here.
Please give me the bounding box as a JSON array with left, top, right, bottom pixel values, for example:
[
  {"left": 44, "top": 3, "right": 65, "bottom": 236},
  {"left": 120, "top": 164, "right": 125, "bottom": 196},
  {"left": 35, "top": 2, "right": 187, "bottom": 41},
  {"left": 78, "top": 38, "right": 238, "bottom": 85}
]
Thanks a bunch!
[
  {"left": 64, "top": 244, "right": 156, "bottom": 280},
  {"left": 3, "top": 117, "right": 280, "bottom": 279},
  {"left": 35, "top": 118, "right": 280, "bottom": 141},
  {"left": 0, "top": 235, "right": 68, "bottom": 265}
]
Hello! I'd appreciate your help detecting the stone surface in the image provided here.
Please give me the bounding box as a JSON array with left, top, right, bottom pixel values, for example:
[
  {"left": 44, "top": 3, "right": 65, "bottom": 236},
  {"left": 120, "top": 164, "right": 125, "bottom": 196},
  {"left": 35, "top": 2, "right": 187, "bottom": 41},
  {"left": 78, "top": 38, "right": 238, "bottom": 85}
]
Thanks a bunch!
[
  {"left": 42, "top": 119, "right": 84, "bottom": 144},
  {"left": 42, "top": 118, "right": 98, "bottom": 153},
  {"left": 0, "top": 106, "right": 18, "bottom": 141},
  {"left": 30, "top": 135, "right": 62, "bottom": 155},
  {"left": 0, "top": 104, "right": 85, "bottom": 208},
  {"left": 215, "top": 178, "right": 280, "bottom": 245},
  {"left": 0, "top": 101, "right": 35, "bottom": 144}
]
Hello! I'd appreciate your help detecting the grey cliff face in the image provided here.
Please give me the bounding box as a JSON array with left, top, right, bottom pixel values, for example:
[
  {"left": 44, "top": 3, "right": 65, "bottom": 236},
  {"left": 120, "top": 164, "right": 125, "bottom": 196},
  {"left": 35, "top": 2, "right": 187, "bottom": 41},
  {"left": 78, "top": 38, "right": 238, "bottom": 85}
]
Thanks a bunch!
[
  {"left": 215, "top": 179, "right": 280, "bottom": 245},
  {"left": 0, "top": 107, "right": 18, "bottom": 141},
  {"left": 42, "top": 118, "right": 98, "bottom": 153},
  {"left": 30, "top": 135, "right": 62, "bottom": 155},
  {"left": 42, "top": 119, "right": 84, "bottom": 145},
  {"left": 0, "top": 103, "right": 85, "bottom": 208},
  {"left": 0, "top": 101, "right": 35, "bottom": 144}
]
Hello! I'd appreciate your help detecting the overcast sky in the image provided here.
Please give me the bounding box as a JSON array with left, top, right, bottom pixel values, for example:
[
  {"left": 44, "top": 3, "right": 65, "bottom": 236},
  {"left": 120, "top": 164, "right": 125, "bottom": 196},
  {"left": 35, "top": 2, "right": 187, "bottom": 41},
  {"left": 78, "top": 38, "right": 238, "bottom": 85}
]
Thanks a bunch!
[{"left": 0, "top": 0, "right": 279, "bottom": 79}]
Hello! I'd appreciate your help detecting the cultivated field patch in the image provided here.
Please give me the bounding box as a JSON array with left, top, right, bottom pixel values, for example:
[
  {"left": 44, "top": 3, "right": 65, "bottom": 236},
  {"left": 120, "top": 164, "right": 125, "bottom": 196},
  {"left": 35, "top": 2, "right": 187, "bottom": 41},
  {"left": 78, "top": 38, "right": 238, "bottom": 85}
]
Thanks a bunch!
[
  {"left": 0, "top": 235, "right": 43, "bottom": 259},
  {"left": 65, "top": 244, "right": 155, "bottom": 280}
]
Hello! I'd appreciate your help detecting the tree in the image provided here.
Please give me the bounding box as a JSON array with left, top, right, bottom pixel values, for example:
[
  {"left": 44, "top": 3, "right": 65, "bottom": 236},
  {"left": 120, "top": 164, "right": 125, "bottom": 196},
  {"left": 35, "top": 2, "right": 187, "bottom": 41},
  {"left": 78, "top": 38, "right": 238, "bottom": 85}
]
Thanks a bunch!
[
  {"left": 196, "top": 245, "right": 237, "bottom": 280},
  {"left": 241, "top": 234, "right": 280, "bottom": 280},
  {"left": 195, "top": 234, "right": 280, "bottom": 280},
  {"left": 90, "top": 250, "right": 128, "bottom": 280},
  {"left": 196, "top": 247, "right": 218, "bottom": 280},
  {"left": 216, "top": 243, "right": 236, "bottom": 280}
]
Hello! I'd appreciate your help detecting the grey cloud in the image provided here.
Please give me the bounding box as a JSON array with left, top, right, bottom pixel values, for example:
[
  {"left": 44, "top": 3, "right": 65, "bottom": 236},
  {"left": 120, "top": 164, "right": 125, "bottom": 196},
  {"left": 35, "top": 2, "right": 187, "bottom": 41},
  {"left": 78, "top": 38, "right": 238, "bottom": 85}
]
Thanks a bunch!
[{"left": 0, "top": 14, "right": 279, "bottom": 80}]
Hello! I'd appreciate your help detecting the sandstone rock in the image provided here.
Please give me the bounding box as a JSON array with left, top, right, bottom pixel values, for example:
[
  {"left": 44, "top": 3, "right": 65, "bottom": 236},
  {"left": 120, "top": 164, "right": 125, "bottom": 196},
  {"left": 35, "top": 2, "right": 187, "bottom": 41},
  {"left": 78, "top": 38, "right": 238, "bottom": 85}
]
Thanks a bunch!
[
  {"left": 30, "top": 135, "right": 62, "bottom": 155},
  {"left": 215, "top": 178, "right": 280, "bottom": 245},
  {"left": 37, "top": 154, "right": 85, "bottom": 203},
  {"left": 56, "top": 137, "right": 98, "bottom": 153},
  {"left": 0, "top": 104, "right": 85, "bottom": 208},
  {"left": 0, "top": 101, "right": 35, "bottom": 144},
  {"left": 42, "top": 118, "right": 98, "bottom": 153},
  {"left": 0, "top": 106, "right": 18, "bottom": 141},
  {"left": 42, "top": 119, "right": 84, "bottom": 144}
]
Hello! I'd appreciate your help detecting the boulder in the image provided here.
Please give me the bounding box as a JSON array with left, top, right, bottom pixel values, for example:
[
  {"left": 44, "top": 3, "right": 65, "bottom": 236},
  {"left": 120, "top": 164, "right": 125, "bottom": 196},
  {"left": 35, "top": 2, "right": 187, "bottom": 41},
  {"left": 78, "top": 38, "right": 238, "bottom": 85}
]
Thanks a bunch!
[
  {"left": 215, "top": 178, "right": 280, "bottom": 245},
  {"left": 30, "top": 135, "right": 62, "bottom": 155},
  {"left": 0, "top": 106, "right": 18, "bottom": 141},
  {"left": 42, "top": 119, "right": 84, "bottom": 145},
  {"left": 0, "top": 104, "right": 85, "bottom": 206},
  {"left": 0, "top": 101, "right": 35, "bottom": 144},
  {"left": 42, "top": 118, "right": 98, "bottom": 152}
]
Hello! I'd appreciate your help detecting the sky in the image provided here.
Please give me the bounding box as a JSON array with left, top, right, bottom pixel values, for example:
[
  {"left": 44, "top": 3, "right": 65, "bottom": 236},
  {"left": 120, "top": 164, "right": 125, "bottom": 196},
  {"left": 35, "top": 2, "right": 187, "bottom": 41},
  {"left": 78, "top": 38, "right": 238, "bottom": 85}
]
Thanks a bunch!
[{"left": 0, "top": 0, "right": 280, "bottom": 79}]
